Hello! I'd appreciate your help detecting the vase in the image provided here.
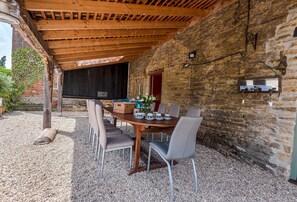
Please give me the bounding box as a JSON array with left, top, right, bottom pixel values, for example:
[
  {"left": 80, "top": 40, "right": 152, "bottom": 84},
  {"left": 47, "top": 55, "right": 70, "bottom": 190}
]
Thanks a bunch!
[{"left": 141, "top": 105, "right": 150, "bottom": 113}]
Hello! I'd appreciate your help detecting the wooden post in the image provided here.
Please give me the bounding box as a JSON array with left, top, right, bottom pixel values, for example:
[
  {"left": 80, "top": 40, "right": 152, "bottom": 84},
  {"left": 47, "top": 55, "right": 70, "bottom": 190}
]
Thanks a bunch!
[
  {"left": 56, "top": 70, "right": 64, "bottom": 115},
  {"left": 43, "top": 58, "right": 54, "bottom": 129}
]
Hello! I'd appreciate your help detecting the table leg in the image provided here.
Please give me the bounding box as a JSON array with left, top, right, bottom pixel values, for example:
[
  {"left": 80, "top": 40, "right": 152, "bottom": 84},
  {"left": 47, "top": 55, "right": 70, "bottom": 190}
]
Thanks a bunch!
[
  {"left": 129, "top": 124, "right": 144, "bottom": 175},
  {"left": 113, "top": 117, "right": 117, "bottom": 126}
]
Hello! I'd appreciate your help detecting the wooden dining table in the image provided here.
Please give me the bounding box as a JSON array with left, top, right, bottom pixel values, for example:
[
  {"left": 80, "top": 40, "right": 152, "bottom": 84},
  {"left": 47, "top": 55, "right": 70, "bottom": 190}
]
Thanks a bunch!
[{"left": 104, "top": 107, "right": 179, "bottom": 175}]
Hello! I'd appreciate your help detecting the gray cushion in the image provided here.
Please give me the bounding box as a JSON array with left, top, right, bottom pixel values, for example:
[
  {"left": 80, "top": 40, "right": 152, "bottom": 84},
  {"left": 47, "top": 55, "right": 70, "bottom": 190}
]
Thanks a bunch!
[
  {"left": 103, "top": 119, "right": 110, "bottom": 124},
  {"left": 106, "top": 127, "right": 122, "bottom": 136},
  {"left": 106, "top": 134, "right": 134, "bottom": 149},
  {"left": 150, "top": 141, "right": 169, "bottom": 158}
]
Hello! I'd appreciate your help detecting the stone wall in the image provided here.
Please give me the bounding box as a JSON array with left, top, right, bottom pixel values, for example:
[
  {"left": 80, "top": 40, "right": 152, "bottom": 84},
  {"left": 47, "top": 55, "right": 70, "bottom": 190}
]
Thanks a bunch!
[{"left": 129, "top": 0, "right": 297, "bottom": 178}]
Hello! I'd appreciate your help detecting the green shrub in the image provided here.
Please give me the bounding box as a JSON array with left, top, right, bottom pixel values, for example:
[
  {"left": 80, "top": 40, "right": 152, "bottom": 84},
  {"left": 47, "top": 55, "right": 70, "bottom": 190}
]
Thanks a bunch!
[
  {"left": 0, "top": 66, "right": 11, "bottom": 76},
  {"left": 0, "top": 72, "right": 25, "bottom": 111},
  {"left": 12, "top": 48, "right": 44, "bottom": 87}
]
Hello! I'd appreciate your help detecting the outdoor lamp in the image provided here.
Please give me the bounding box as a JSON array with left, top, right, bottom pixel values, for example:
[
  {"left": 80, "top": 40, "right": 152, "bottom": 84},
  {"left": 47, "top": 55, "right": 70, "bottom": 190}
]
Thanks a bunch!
[{"left": 0, "top": 0, "right": 20, "bottom": 25}]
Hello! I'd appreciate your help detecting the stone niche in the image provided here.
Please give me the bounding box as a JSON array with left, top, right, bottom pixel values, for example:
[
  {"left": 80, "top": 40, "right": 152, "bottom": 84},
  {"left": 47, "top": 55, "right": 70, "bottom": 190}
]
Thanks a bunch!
[{"left": 129, "top": 0, "right": 297, "bottom": 178}]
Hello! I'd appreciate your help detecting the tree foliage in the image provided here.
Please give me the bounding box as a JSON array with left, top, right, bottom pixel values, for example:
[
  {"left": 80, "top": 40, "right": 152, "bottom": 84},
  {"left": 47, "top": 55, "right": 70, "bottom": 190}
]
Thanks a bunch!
[
  {"left": 12, "top": 48, "right": 44, "bottom": 87},
  {"left": 0, "top": 72, "right": 25, "bottom": 110},
  {"left": 0, "top": 66, "right": 11, "bottom": 76},
  {"left": 0, "top": 56, "right": 6, "bottom": 67}
]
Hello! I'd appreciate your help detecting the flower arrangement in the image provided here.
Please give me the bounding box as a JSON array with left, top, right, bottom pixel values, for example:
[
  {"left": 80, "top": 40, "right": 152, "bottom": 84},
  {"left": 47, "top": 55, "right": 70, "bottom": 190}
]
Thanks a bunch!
[{"left": 137, "top": 93, "right": 156, "bottom": 113}]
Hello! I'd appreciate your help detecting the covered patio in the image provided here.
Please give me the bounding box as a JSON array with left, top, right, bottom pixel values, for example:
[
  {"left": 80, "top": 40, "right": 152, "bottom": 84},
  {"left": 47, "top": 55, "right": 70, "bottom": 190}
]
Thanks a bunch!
[
  {"left": 1, "top": 0, "right": 297, "bottom": 201},
  {"left": 0, "top": 111, "right": 296, "bottom": 201}
]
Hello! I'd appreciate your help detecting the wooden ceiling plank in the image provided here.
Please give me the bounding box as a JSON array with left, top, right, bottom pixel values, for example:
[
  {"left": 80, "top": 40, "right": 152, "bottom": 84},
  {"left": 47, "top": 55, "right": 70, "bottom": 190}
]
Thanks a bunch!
[
  {"left": 25, "top": 0, "right": 209, "bottom": 17},
  {"left": 61, "top": 56, "right": 137, "bottom": 71},
  {"left": 47, "top": 35, "right": 169, "bottom": 49},
  {"left": 53, "top": 42, "right": 157, "bottom": 55},
  {"left": 57, "top": 49, "right": 149, "bottom": 63},
  {"left": 37, "top": 20, "right": 187, "bottom": 31},
  {"left": 42, "top": 28, "right": 177, "bottom": 40}
]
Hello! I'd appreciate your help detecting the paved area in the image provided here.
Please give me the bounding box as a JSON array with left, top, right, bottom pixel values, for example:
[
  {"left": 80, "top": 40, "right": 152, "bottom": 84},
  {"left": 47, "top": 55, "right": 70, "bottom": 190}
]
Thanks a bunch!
[{"left": 0, "top": 111, "right": 296, "bottom": 201}]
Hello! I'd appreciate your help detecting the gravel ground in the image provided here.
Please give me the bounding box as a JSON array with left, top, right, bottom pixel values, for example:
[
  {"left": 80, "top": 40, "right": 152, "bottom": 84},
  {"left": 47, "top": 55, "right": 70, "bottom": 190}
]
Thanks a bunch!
[{"left": 0, "top": 111, "right": 296, "bottom": 202}]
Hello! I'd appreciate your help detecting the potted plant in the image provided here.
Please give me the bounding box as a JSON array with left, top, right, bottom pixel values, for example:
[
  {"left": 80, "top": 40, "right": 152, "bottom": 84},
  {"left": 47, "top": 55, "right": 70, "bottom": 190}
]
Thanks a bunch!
[{"left": 137, "top": 93, "right": 156, "bottom": 113}]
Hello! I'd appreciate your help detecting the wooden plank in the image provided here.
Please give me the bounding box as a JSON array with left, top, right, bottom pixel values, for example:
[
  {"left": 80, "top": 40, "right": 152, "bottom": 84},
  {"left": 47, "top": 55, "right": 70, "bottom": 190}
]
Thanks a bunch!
[
  {"left": 56, "top": 50, "right": 148, "bottom": 63},
  {"left": 42, "top": 28, "right": 178, "bottom": 40},
  {"left": 47, "top": 36, "right": 169, "bottom": 49},
  {"left": 61, "top": 56, "right": 138, "bottom": 71},
  {"left": 43, "top": 59, "right": 54, "bottom": 129},
  {"left": 25, "top": 0, "right": 209, "bottom": 17},
  {"left": 36, "top": 20, "right": 188, "bottom": 30},
  {"left": 53, "top": 42, "right": 157, "bottom": 55}
]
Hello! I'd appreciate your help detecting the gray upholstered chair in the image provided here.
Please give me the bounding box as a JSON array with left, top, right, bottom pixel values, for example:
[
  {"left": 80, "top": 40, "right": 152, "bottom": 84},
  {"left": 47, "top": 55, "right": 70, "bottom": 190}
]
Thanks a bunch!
[
  {"left": 186, "top": 107, "right": 201, "bottom": 117},
  {"left": 150, "top": 102, "right": 156, "bottom": 112},
  {"left": 96, "top": 104, "right": 134, "bottom": 177},
  {"left": 169, "top": 104, "right": 180, "bottom": 118},
  {"left": 89, "top": 100, "right": 122, "bottom": 160},
  {"left": 147, "top": 116, "right": 203, "bottom": 202},
  {"left": 157, "top": 103, "right": 166, "bottom": 114}
]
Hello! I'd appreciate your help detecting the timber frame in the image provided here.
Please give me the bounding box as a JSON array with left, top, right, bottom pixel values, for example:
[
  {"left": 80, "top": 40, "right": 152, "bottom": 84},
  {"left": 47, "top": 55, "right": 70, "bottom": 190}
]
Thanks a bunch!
[{"left": 16, "top": 0, "right": 235, "bottom": 71}]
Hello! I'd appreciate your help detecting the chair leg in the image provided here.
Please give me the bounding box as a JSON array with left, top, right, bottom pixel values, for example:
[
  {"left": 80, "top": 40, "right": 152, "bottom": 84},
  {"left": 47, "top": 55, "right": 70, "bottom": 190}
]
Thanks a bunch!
[
  {"left": 91, "top": 131, "right": 95, "bottom": 150},
  {"left": 94, "top": 135, "right": 99, "bottom": 160},
  {"left": 165, "top": 160, "right": 174, "bottom": 202},
  {"left": 129, "top": 146, "right": 133, "bottom": 169},
  {"left": 87, "top": 125, "right": 91, "bottom": 140},
  {"left": 97, "top": 144, "right": 101, "bottom": 163},
  {"left": 191, "top": 158, "right": 198, "bottom": 193},
  {"left": 100, "top": 150, "right": 105, "bottom": 177},
  {"left": 146, "top": 146, "right": 152, "bottom": 176},
  {"left": 170, "top": 160, "right": 174, "bottom": 170}
]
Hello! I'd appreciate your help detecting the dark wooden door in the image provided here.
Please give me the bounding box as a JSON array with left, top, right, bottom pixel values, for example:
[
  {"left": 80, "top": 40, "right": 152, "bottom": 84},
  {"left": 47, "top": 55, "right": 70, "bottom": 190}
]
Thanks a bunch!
[{"left": 150, "top": 72, "right": 162, "bottom": 111}]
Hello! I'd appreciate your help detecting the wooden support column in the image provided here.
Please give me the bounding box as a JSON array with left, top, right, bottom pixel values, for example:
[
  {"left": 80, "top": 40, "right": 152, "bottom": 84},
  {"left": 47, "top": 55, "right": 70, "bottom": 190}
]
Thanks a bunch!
[
  {"left": 43, "top": 59, "right": 54, "bottom": 129},
  {"left": 56, "top": 69, "right": 64, "bottom": 115}
]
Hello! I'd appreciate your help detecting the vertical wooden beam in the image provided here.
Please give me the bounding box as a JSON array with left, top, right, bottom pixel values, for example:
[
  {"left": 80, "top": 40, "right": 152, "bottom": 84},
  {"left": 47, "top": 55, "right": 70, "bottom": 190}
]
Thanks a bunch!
[
  {"left": 56, "top": 70, "right": 64, "bottom": 115},
  {"left": 43, "top": 58, "right": 54, "bottom": 129}
]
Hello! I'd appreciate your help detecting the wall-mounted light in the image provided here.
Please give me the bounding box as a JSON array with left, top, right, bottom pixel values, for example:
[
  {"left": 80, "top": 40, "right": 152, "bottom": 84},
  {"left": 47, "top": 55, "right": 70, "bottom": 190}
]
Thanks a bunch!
[
  {"left": 0, "top": 0, "right": 20, "bottom": 25},
  {"left": 189, "top": 51, "right": 196, "bottom": 60}
]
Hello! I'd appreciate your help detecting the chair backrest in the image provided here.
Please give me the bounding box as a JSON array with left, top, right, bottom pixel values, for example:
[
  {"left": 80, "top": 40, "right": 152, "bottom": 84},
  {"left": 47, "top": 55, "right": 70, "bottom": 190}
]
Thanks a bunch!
[
  {"left": 169, "top": 104, "right": 180, "bottom": 118},
  {"left": 166, "top": 116, "right": 203, "bottom": 160},
  {"left": 185, "top": 107, "right": 201, "bottom": 117},
  {"left": 157, "top": 103, "right": 166, "bottom": 114},
  {"left": 95, "top": 104, "right": 107, "bottom": 149},
  {"left": 86, "top": 99, "right": 91, "bottom": 124},
  {"left": 88, "top": 100, "right": 99, "bottom": 135},
  {"left": 150, "top": 102, "right": 156, "bottom": 112}
]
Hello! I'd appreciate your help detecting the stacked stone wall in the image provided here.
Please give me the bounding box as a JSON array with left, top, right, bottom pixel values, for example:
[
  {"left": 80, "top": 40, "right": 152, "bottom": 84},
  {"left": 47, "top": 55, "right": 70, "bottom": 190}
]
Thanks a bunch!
[{"left": 129, "top": 0, "right": 297, "bottom": 177}]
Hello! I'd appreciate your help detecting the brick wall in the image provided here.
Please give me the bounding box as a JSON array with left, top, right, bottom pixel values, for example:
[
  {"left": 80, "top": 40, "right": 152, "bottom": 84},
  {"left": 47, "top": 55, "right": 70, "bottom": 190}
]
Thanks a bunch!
[{"left": 129, "top": 0, "right": 297, "bottom": 178}]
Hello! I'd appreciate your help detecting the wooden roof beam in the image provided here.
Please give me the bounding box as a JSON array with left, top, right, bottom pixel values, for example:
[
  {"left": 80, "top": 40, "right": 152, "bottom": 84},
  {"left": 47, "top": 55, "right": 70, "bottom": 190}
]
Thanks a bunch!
[
  {"left": 25, "top": 0, "right": 209, "bottom": 17},
  {"left": 56, "top": 48, "right": 150, "bottom": 63},
  {"left": 14, "top": 0, "right": 59, "bottom": 67},
  {"left": 61, "top": 56, "right": 138, "bottom": 71},
  {"left": 47, "top": 36, "right": 169, "bottom": 49},
  {"left": 53, "top": 42, "right": 157, "bottom": 55},
  {"left": 36, "top": 20, "right": 189, "bottom": 31},
  {"left": 42, "top": 29, "right": 178, "bottom": 40}
]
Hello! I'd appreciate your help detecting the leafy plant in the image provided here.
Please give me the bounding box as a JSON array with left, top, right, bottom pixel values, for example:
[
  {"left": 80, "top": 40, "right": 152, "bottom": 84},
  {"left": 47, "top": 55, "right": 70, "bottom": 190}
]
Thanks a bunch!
[
  {"left": 0, "top": 72, "right": 25, "bottom": 111},
  {"left": 12, "top": 48, "right": 44, "bottom": 87},
  {"left": 0, "top": 66, "right": 11, "bottom": 76}
]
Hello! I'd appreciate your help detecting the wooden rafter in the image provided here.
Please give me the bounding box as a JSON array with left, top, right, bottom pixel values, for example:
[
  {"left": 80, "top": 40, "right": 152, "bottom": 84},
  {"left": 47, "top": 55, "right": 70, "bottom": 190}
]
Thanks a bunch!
[
  {"left": 36, "top": 20, "right": 189, "bottom": 30},
  {"left": 24, "top": 0, "right": 209, "bottom": 17},
  {"left": 56, "top": 47, "right": 150, "bottom": 62},
  {"left": 42, "top": 29, "right": 177, "bottom": 40},
  {"left": 61, "top": 56, "right": 139, "bottom": 71},
  {"left": 53, "top": 42, "right": 158, "bottom": 55},
  {"left": 47, "top": 36, "right": 169, "bottom": 49}
]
